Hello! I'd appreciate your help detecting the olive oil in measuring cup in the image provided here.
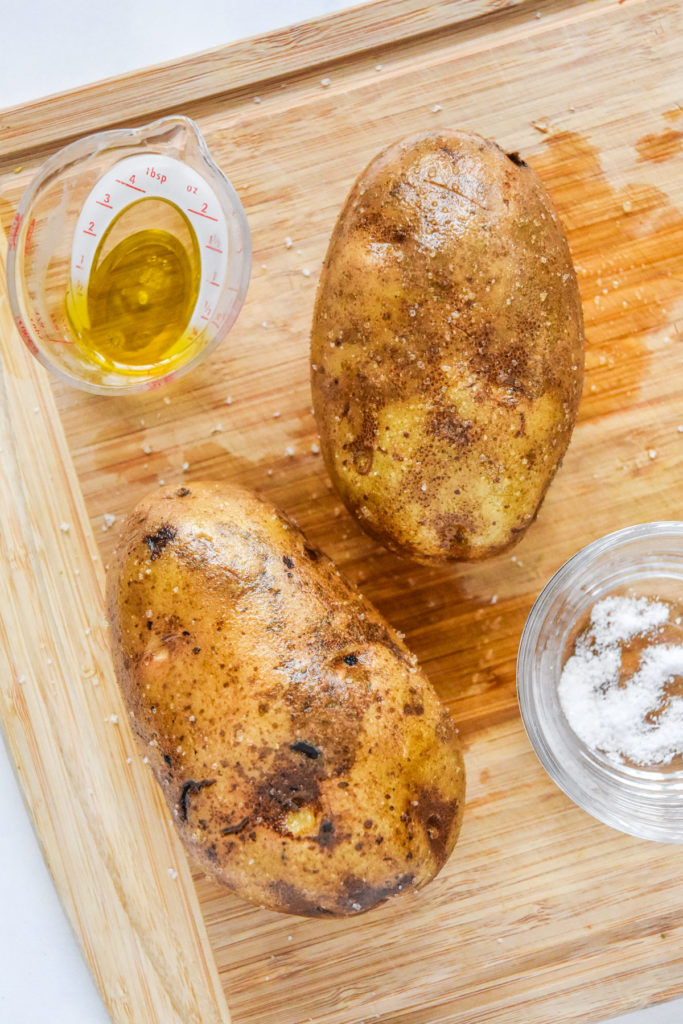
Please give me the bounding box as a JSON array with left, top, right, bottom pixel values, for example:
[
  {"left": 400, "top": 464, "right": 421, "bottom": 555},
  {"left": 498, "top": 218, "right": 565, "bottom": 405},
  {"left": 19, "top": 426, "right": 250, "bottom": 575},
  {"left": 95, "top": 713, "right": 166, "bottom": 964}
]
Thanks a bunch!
[
  {"left": 67, "top": 197, "right": 202, "bottom": 375},
  {"left": 8, "top": 117, "right": 251, "bottom": 393}
]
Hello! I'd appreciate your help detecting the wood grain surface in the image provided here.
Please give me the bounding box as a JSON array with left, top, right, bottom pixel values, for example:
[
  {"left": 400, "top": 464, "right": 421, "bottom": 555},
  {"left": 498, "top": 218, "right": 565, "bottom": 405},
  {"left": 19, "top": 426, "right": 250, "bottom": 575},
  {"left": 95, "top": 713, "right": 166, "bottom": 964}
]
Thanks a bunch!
[
  {"left": 1, "top": 0, "right": 683, "bottom": 1022},
  {"left": 0, "top": 238, "right": 231, "bottom": 1022}
]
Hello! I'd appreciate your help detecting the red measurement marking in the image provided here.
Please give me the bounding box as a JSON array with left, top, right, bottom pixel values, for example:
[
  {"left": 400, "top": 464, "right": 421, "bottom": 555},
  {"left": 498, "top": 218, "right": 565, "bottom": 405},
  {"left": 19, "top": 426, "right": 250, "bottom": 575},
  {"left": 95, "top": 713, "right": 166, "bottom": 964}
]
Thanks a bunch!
[
  {"left": 188, "top": 207, "right": 218, "bottom": 222},
  {"left": 83, "top": 229, "right": 97, "bottom": 236},
  {"left": 200, "top": 315, "right": 211, "bottom": 321},
  {"left": 205, "top": 244, "right": 223, "bottom": 253},
  {"left": 48, "top": 336, "right": 73, "bottom": 344},
  {"left": 15, "top": 317, "right": 39, "bottom": 356},
  {"left": 208, "top": 279, "right": 220, "bottom": 287},
  {"left": 8, "top": 212, "right": 21, "bottom": 251},
  {"left": 96, "top": 201, "right": 113, "bottom": 208},
  {"left": 115, "top": 178, "right": 146, "bottom": 193}
]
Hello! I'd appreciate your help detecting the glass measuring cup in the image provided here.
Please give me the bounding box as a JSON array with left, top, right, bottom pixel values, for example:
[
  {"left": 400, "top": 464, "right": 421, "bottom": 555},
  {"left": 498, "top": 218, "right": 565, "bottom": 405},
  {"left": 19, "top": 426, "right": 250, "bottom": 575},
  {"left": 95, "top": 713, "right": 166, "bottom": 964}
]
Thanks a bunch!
[{"left": 7, "top": 116, "right": 251, "bottom": 394}]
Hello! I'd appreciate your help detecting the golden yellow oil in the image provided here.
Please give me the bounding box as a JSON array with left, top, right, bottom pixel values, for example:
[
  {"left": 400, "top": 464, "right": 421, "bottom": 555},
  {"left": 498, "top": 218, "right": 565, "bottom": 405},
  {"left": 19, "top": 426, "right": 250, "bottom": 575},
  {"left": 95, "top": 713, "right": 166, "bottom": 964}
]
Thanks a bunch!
[{"left": 67, "top": 198, "right": 201, "bottom": 375}]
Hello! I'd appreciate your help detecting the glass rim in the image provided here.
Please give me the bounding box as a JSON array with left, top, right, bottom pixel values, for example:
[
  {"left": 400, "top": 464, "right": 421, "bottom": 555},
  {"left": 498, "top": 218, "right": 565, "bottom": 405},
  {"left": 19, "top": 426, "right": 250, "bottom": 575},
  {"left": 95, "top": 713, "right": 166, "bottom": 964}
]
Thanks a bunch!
[{"left": 517, "top": 520, "right": 683, "bottom": 843}]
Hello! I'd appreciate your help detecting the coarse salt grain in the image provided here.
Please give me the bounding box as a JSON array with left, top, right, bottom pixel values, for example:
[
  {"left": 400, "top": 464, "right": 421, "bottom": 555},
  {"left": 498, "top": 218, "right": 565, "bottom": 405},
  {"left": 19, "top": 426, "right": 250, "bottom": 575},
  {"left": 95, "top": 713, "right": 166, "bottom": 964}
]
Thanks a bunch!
[{"left": 558, "top": 595, "right": 683, "bottom": 766}]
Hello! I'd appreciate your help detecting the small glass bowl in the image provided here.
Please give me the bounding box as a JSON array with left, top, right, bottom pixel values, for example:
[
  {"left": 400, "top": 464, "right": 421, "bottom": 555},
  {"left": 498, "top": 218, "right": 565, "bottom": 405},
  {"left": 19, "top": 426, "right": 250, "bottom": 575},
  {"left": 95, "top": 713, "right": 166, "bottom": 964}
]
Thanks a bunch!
[{"left": 517, "top": 522, "right": 683, "bottom": 843}]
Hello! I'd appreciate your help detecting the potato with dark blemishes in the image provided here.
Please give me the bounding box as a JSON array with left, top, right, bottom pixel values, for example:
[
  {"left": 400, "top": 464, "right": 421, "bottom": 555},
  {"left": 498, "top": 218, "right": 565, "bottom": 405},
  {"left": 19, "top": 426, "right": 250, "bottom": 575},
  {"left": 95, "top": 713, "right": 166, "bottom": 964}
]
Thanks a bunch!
[
  {"left": 107, "top": 481, "right": 465, "bottom": 917},
  {"left": 311, "top": 130, "right": 584, "bottom": 563}
]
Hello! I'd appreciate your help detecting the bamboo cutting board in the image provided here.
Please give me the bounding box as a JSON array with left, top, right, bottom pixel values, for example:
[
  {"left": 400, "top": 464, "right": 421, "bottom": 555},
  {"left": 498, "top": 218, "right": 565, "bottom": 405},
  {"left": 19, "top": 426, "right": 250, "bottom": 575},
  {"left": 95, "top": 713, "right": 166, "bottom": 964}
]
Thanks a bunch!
[{"left": 1, "top": 1, "right": 683, "bottom": 1023}]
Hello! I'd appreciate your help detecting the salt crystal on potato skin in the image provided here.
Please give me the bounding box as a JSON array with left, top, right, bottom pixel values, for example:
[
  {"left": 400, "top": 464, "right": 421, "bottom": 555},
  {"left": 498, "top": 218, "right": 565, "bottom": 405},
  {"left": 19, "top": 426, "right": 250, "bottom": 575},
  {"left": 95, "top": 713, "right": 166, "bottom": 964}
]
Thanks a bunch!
[
  {"left": 311, "top": 130, "right": 584, "bottom": 563},
  {"left": 107, "top": 481, "right": 465, "bottom": 917}
]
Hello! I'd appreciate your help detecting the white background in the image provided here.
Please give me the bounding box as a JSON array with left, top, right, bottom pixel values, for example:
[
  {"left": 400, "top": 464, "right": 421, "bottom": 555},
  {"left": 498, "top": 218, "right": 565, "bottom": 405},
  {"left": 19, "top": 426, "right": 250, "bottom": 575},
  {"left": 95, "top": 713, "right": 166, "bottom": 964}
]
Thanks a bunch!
[{"left": 0, "top": 3, "right": 679, "bottom": 1022}]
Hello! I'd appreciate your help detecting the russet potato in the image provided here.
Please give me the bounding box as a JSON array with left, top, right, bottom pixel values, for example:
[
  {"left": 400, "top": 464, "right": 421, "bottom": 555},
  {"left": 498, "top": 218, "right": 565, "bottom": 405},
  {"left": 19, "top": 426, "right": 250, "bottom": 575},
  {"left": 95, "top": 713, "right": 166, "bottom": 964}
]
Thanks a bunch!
[
  {"left": 107, "top": 481, "right": 465, "bottom": 917},
  {"left": 311, "top": 130, "right": 584, "bottom": 563}
]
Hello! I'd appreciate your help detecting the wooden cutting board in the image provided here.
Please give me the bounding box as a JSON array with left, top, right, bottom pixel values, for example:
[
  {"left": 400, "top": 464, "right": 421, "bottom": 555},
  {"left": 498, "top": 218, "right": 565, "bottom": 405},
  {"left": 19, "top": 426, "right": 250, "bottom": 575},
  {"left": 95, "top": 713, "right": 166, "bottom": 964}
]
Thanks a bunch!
[{"left": 1, "top": 1, "right": 683, "bottom": 1022}]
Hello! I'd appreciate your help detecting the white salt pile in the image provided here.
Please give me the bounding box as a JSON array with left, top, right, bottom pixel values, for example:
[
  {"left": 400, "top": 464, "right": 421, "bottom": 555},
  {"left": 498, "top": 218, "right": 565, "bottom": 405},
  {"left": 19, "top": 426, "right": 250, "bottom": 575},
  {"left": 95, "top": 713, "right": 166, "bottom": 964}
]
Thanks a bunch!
[{"left": 558, "top": 595, "right": 683, "bottom": 766}]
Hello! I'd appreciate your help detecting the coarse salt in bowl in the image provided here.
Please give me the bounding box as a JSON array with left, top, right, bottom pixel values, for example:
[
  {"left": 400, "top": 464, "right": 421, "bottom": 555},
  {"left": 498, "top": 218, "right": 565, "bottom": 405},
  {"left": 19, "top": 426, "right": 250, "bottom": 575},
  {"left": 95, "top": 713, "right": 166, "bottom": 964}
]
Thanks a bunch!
[{"left": 517, "top": 521, "right": 683, "bottom": 843}]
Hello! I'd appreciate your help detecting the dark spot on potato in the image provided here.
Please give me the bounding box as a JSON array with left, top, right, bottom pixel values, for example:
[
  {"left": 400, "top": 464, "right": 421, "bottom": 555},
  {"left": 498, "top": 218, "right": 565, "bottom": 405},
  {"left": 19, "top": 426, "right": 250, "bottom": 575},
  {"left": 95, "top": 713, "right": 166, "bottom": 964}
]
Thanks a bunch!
[
  {"left": 289, "top": 740, "right": 321, "bottom": 760},
  {"left": 176, "top": 487, "right": 191, "bottom": 497},
  {"left": 363, "top": 621, "right": 406, "bottom": 662},
  {"left": 428, "top": 408, "right": 477, "bottom": 448},
  {"left": 267, "top": 880, "right": 333, "bottom": 917},
  {"left": 303, "top": 545, "right": 319, "bottom": 561},
  {"left": 283, "top": 555, "right": 294, "bottom": 569},
  {"left": 193, "top": 647, "right": 201, "bottom": 655},
  {"left": 403, "top": 701, "right": 424, "bottom": 716},
  {"left": 254, "top": 751, "right": 322, "bottom": 829},
  {"left": 342, "top": 872, "right": 416, "bottom": 912},
  {"left": 146, "top": 620, "right": 153, "bottom": 631},
  {"left": 352, "top": 448, "right": 373, "bottom": 475},
  {"left": 178, "top": 779, "right": 216, "bottom": 823},
  {"left": 276, "top": 652, "right": 377, "bottom": 776},
  {"left": 506, "top": 150, "right": 527, "bottom": 167},
  {"left": 220, "top": 815, "right": 250, "bottom": 836},
  {"left": 144, "top": 524, "right": 177, "bottom": 560},
  {"left": 315, "top": 818, "right": 344, "bottom": 850},
  {"left": 343, "top": 653, "right": 358, "bottom": 666},
  {"left": 162, "top": 753, "right": 172, "bottom": 767},
  {"left": 414, "top": 787, "right": 460, "bottom": 867},
  {"left": 431, "top": 512, "right": 477, "bottom": 552}
]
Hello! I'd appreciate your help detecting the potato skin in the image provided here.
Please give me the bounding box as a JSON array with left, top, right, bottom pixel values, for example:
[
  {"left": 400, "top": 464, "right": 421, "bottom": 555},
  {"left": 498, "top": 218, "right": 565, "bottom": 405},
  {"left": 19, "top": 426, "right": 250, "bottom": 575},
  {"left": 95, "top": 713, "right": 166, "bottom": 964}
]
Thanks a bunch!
[
  {"left": 107, "top": 481, "right": 464, "bottom": 917},
  {"left": 311, "top": 130, "right": 584, "bottom": 563}
]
